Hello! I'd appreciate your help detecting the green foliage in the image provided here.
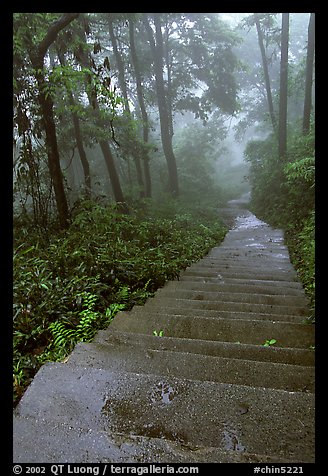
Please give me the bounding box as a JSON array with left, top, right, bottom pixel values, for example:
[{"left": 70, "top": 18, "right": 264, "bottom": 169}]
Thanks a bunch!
[
  {"left": 263, "top": 339, "right": 277, "bottom": 347},
  {"left": 244, "top": 128, "right": 314, "bottom": 227},
  {"left": 13, "top": 197, "right": 227, "bottom": 406},
  {"left": 244, "top": 127, "right": 315, "bottom": 310},
  {"left": 244, "top": 135, "right": 283, "bottom": 226},
  {"left": 178, "top": 13, "right": 241, "bottom": 118},
  {"left": 285, "top": 212, "right": 315, "bottom": 313},
  {"left": 49, "top": 292, "right": 99, "bottom": 349},
  {"left": 48, "top": 293, "right": 125, "bottom": 351}
]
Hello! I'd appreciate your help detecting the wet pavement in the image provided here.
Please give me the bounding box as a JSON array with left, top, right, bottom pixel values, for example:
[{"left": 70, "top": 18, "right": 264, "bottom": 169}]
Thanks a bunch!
[{"left": 13, "top": 194, "right": 315, "bottom": 463}]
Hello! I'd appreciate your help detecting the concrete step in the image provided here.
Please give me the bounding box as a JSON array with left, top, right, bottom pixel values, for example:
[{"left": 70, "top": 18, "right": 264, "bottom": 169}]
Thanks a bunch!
[
  {"left": 181, "top": 268, "right": 299, "bottom": 282},
  {"left": 178, "top": 275, "right": 304, "bottom": 289},
  {"left": 13, "top": 363, "right": 315, "bottom": 462},
  {"left": 207, "top": 247, "right": 290, "bottom": 256},
  {"left": 94, "top": 329, "right": 315, "bottom": 366},
  {"left": 209, "top": 246, "right": 290, "bottom": 253},
  {"left": 208, "top": 248, "right": 289, "bottom": 255},
  {"left": 196, "top": 254, "right": 292, "bottom": 264},
  {"left": 190, "top": 256, "right": 294, "bottom": 266},
  {"left": 109, "top": 311, "right": 315, "bottom": 348},
  {"left": 155, "top": 288, "right": 308, "bottom": 308},
  {"left": 185, "top": 264, "right": 298, "bottom": 277},
  {"left": 141, "top": 296, "right": 308, "bottom": 317},
  {"left": 162, "top": 280, "right": 306, "bottom": 297},
  {"left": 13, "top": 415, "right": 299, "bottom": 464},
  {"left": 130, "top": 304, "right": 306, "bottom": 323},
  {"left": 194, "top": 260, "right": 293, "bottom": 270},
  {"left": 66, "top": 341, "right": 315, "bottom": 393}
]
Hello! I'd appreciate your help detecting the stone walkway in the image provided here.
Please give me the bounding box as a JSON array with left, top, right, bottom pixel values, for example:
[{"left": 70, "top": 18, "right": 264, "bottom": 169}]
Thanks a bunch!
[{"left": 13, "top": 196, "right": 315, "bottom": 463}]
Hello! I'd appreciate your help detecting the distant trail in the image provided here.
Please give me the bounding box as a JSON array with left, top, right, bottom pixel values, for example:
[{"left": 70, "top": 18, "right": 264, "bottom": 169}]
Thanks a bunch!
[{"left": 14, "top": 194, "right": 315, "bottom": 463}]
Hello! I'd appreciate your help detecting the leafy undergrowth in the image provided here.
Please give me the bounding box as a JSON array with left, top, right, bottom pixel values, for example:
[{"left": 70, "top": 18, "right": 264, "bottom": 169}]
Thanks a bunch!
[
  {"left": 285, "top": 212, "right": 315, "bottom": 317},
  {"left": 245, "top": 128, "right": 315, "bottom": 319},
  {"left": 13, "top": 197, "right": 227, "bottom": 407}
]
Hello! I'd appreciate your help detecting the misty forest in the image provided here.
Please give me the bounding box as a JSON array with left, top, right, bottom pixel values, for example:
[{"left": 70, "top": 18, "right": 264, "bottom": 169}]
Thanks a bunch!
[{"left": 13, "top": 13, "right": 315, "bottom": 406}]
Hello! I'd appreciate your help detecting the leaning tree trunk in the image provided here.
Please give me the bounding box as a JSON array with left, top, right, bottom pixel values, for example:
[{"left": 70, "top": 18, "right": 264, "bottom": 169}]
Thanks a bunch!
[
  {"left": 29, "top": 13, "right": 79, "bottom": 228},
  {"left": 303, "top": 13, "right": 315, "bottom": 135},
  {"left": 108, "top": 17, "right": 145, "bottom": 198},
  {"left": 164, "top": 18, "right": 174, "bottom": 139},
  {"left": 129, "top": 18, "right": 152, "bottom": 198},
  {"left": 34, "top": 79, "right": 70, "bottom": 228},
  {"left": 76, "top": 30, "right": 128, "bottom": 213},
  {"left": 254, "top": 14, "right": 277, "bottom": 131},
  {"left": 71, "top": 110, "right": 92, "bottom": 198},
  {"left": 278, "top": 13, "right": 289, "bottom": 160},
  {"left": 57, "top": 48, "right": 91, "bottom": 198},
  {"left": 143, "top": 13, "right": 179, "bottom": 197}
]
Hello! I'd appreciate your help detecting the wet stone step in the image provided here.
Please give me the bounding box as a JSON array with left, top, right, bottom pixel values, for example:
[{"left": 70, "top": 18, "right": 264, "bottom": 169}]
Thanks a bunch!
[
  {"left": 14, "top": 363, "right": 315, "bottom": 462},
  {"left": 109, "top": 311, "right": 315, "bottom": 348},
  {"left": 154, "top": 288, "right": 308, "bottom": 307},
  {"left": 94, "top": 329, "right": 315, "bottom": 367},
  {"left": 141, "top": 296, "right": 308, "bottom": 316},
  {"left": 187, "top": 265, "right": 297, "bottom": 276},
  {"left": 162, "top": 280, "right": 306, "bottom": 296},
  {"left": 178, "top": 275, "right": 304, "bottom": 289},
  {"left": 130, "top": 305, "right": 306, "bottom": 323},
  {"left": 181, "top": 268, "right": 300, "bottom": 282},
  {"left": 208, "top": 244, "right": 290, "bottom": 252},
  {"left": 218, "top": 255, "right": 292, "bottom": 264},
  {"left": 66, "top": 341, "right": 315, "bottom": 393},
  {"left": 14, "top": 415, "right": 299, "bottom": 463},
  {"left": 210, "top": 238, "right": 287, "bottom": 247},
  {"left": 186, "top": 264, "right": 297, "bottom": 276},
  {"left": 207, "top": 250, "right": 290, "bottom": 258},
  {"left": 210, "top": 248, "right": 289, "bottom": 255},
  {"left": 190, "top": 255, "right": 293, "bottom": 264},
  {"left": 195, "top": 259, "right": 293, "bottom": 269},
  {"left": 217, "top": 250, "right": 290, "bottom": 258}
]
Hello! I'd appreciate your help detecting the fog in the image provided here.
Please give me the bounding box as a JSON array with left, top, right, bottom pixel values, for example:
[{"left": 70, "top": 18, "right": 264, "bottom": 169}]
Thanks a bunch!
[{"left": 13, "top": 12, "right": 312, "bottom": 216}]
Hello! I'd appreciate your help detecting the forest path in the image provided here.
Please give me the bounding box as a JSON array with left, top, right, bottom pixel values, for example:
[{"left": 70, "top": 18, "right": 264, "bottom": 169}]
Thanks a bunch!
[{"left": 13, "top": 194, "right": 315, "bottom": 463}]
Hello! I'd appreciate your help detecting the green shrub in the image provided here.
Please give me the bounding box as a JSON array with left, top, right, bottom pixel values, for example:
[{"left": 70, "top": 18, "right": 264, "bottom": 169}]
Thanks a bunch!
[
  {"left": 285, "top": 212, "right": 315, "bottom": 313},
  {"left": 13, "top": 197, "right": 227, "bottom": 406},
  {"left": 244, "top": 127, "right": 315, "bottom": 311}
]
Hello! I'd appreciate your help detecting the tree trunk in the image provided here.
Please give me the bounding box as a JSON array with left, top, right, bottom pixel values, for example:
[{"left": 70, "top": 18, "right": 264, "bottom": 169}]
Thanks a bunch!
[
  {"left": 108, "top": 17, "right": 145, "bottom": 198},
  {"left": 71, "top": 111, "right": 91, "bottom": 198},
  {"left": 57, "top": 48, "right": 91, "bottom": 198},
  {"left": 303, "top": 13, "right": 315, "bottom": 135},
  {"left": 143, "top": 13, "right": 179, "bottom": 197},
  {"left": 108, "top": 18, "right": 129, "bottom": 111},
  {"left": 34, "top": 69, "right": 70, "bottom": 228},
  {"left": 29, "top": 13, "right": 79, "bottom": 228},
  {"left": 254, "top": 14, "right": 277, "bottom": 131},
  {"left": 92, "top": 100, "right": 128, "bottom": 212},
  {"left": 164, "top": 18, "right": 174, "bottom": 139},
  {"left": 76, "top": 31, "right": 128, "bottom": 212},
  {"left": 129, "top": 18, "right": 152, "bottom": 198},
  {"left": 99, "top": 140, "right": 128, "bottom": 212},
  {"left": 278, "top": 13, "right": 289, "bottom": 160}
]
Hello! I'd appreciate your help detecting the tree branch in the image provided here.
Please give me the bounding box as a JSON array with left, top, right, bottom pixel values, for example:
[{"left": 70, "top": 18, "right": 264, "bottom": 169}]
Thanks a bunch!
[{"left": 38, "top": 13, "right": 80, "bottom": 60}]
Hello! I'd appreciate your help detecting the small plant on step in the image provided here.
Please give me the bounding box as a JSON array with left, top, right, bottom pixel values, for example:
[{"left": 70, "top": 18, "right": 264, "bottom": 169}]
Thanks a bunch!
[
  {"left": 263, "top": 338, "right": 277, "bottom": 347},
  {"left": 153, "top": 330, "right": 164, "bottom": 337}
]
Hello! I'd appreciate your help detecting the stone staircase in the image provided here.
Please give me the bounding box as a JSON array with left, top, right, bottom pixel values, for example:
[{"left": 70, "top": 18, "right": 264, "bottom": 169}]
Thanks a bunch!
[{"left": 13, "top": 197, "right": 315, "bottom": 463}]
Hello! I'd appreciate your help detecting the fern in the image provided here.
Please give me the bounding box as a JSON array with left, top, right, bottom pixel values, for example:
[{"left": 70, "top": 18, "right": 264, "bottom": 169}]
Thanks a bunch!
[
  {"left": 75, "top": 309, "right": 99, "bottom": 341},
  {"left": 49, "top": 292, "right": 100, "bottom": 350},
  {"left": 49, "top": 320, "right": 77, "bottom": 349}
]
